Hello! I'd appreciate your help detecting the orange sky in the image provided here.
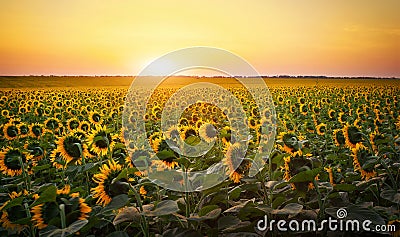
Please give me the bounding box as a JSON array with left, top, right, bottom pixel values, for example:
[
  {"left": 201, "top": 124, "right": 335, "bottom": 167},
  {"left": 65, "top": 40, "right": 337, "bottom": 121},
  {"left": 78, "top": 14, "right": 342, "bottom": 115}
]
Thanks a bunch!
[{"left": 0, "top": 1, "right": 399, "bottom": 77}]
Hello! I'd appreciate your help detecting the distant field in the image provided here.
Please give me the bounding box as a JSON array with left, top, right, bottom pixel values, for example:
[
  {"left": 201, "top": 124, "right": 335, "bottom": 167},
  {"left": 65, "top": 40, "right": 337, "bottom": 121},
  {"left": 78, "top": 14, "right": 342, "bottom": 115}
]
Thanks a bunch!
[{"left": 0, "top": 76, "right": 399, "bottom": 89}]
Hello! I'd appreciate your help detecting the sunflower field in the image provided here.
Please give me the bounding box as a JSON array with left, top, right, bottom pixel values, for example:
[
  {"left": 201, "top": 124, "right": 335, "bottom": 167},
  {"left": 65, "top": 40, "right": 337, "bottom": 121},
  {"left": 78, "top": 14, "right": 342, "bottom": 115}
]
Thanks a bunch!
[{"left": 0, "top": 79, "right": 399, "bottom": 236}]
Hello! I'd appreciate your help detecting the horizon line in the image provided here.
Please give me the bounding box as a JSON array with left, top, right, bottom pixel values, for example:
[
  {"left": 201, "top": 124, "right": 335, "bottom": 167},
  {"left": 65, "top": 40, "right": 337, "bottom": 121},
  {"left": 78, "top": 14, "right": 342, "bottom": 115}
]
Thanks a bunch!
[{"left": 0, "top": 75, "right": 399, "bottom": 79}]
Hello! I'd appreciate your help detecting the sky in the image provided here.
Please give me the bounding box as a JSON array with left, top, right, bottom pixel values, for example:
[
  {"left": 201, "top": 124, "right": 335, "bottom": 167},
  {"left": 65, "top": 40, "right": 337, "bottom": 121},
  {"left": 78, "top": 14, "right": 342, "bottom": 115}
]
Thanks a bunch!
[{"left": 0, "top": 1, "right": 399, "bottom": 77}]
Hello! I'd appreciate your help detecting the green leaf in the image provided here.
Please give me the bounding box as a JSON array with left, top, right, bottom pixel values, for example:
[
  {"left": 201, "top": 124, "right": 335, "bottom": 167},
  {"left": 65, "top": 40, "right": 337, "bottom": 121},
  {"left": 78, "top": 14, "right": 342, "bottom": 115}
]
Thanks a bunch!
[
  {"left": 185, "top": 136, "right": 200, "bottom": 146},
  {"left": 143, "top": 200, "right": 179, "bottom": 216},
  {"left": 198, "top": 205, "right": 219, "bottom": 217},
  {"left": 272, "top": 196, "right": 286, "bottom": 209},
  {"left": 271, "top": 203, "right": 303, "bottom": 216},
  {"left": 289, "top": 168, "right": 321, "bottom": 183},
  {"left": 228, "top": 187, "right": 242, "bottom": 200},
  {"left": 188, "top": 207, "right": 221, "bottom": 221},
  {"left": 40, "top": 219, "right": 88, "bottom": 237},
  {"left": 33, "top": 164, "right": 52, "bottom": 172},
  {"left": 333, "top": 184, "right": 356, "bottom": 192},
  {"left": 163, "top": 228, "right": 203, "bottom": 237},
  {"left": 113, "top": 207, "right": 141, "bottom": 225},
  {"left": 156, "top": 150, "right": 177, "bottom": 160},
  {"left": 176, "top": 157, "right": 192, "bottom": 168},
  {"left": 31, "top": 185, "right": 57, "bottom": 207},
  {"left": 82, "top": 163, "right": 97, "bottom": 172},
  {"left": 380, "top": 189, "right": 400, "bottom": 204},
  {"left": 106, "top": 231, "right": 129, "bottom": 237},
  {"left": 102, "top": 194, "right": 129, "bottom": 213},
  {"left": 0, "top": 196, "right": 24, "bottom": 210},
  {"left": 218, "top": 216, "right": 241, "bottom": 230}
]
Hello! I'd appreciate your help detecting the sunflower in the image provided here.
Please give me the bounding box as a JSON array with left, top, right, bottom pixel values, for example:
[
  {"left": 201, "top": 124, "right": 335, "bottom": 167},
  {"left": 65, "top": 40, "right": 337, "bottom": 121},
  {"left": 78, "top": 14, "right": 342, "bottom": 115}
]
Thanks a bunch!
[
  {"left": 67, "top": 117, "right": 80, "bottom": 130},
  {"left": 161, "top": 157, "right": 179, "bottom": 169},
  {"left": 89, "top": 110, "right": 103, "bottom": 125},
  {"left": 395, "top": 116, "right": 400, "bottom": 130},
  {"left": 44, "top": 117, "right": 61, "bottom": 131},
  {"left": 229, "top": 172, "right": 243, "bottom": 184},
  {"left": 338, "top": 112, "right": 347, "bottom": 124},
  {"left": 16, "top": 123, "right": 29, "bottom": 138},
  {"left": 369, "top": 130, "right": 385, "bottom": 154},
  {"left": 29, "top": 123, "right": 45, "bottom": 138},
  {"left": 222, "top": 142, "right": 245, "bottom": 183},
  {"left": 55, "top": 134, "right": 89, "bottom": 165},
  {"left": 139, "top": 186, "right": 147, "bottom": 196},
  {"left": 1, "top": 109, "right": 10, "bottom": 117},
  {"left": 91, "top": 159, "right": 126, "bottom": 206},
  {"left": 24, "top": 140, "right": 45, "bottom": 161},
  {"left": 289, "top": 105, "right": 296, "bottom": 114},
  {"left": 31, "top": 187, "right": 91, "bottom": 230},
  {"left": 198, "top": 123, "right": 218, "bottom": 143},
  {"left": 299, "top": 104, "right": 308, "bottom": 116},
  {"left": 221, "top": 126, "right": 237, "bottom": 146},
  {"left": 0, "top": 147, "right": 34, "bottom": 176},
  {"left": 281, "top": 155, "right": 295, "bottom": 190},
  {"left": 247, "top": 116, "right": 259, "bottom": 130},
  {"left": 276, "top": 132, "right": 303, "bottom": 157},
  {"left": 351, "top": 143, "right": 376, "bottom": 180},
  {"left": 180, "top": 125, "right": 198, "bottom": 141},
  {"left": 88, "top": 125, "right": 117, "bottom": 157},
  {"left": 125, "top": 147, "right": 151, "bottom": 171},
  {"left": 49, "top": 150, "right": 67, "bottom": 169},
  {"left": 333, "top": 129, "right": 346, "bottom": 147},
  {"left": 2, "top": 122, "right": 18, "bottom": 140},
  {"left": 179, "top": 117, "right": 189, "bottom": 126},
  {"left": 0, "top": 191, "right": 29, "bottom": 233},
  {"left": 165, "top": 125, "right": 180, "bottom": 141},
  {"left": 79, "top": 120, "right": 91, "bottom": 131},
  {"left": 316, "top": 123, "right": 327, "bottom": 136},
  {"left": 343, "top": 123, "right": 363, "bottom": 149},
  {"left": 283, "top": 120, "right": 295, "bottom": 133}
]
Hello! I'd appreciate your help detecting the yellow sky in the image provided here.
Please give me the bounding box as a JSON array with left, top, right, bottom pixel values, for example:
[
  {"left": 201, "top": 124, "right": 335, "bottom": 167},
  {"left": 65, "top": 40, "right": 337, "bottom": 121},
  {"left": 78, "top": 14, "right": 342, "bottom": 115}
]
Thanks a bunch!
[{"left": 0, "top": 0, "right": 399, "bottom": 77}]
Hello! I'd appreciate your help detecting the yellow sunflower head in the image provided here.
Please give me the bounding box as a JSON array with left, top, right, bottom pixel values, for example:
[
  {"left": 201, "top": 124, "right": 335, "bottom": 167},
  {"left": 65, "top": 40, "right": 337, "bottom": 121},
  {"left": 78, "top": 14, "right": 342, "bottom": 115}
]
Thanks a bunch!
[
  {"left": 89, "top": 110, "right": 103, "bottom": 125},
  {"left": 351, "top": 143, "right": 376, "bottom": 180},
  {"left": 29, "top": 123, "right": 45, "bottom": 138},
  {"left": 2, "top": 122, "right": 19, "bottom": 140},
  {"left": 222, "top": 142, "right": 246, "bottom": 176},
  {"left": 333, "top": 129, "right": 346, "bottom": 147},
  {"left": 0, "top": 191, "right": 30, "bottom": 233},
  {"left": 316, "top": 123, "right": 327, "bottom": 136},
  {"left": 198, "top": 123, "right": 218, "bottom": 143},
  {"left": 55, "top": 134, "right": 89, "bottom": 165},
  {"left": 31, "top": 189, "right": 91, "bottom": 230},
  {"left": 79, "top": 120, "right": 91, "bottom": 132},
  {"left": 44, "top": 117, "right": 61, "bottom": 131},
  {"left": 67, "top": 117, "right": 80, "bottom": 130},
  {"left": 343, "top": 123, "right": 363, "bottom": 149},
  {"left": 0, "top": 147, "right": 34, "bottom": 176},
  {"left": 91, "top": 159, "right": 127, "bottom": 206},
  {"left": 88, "top": 125, "right": 116, "bottom": 157}
]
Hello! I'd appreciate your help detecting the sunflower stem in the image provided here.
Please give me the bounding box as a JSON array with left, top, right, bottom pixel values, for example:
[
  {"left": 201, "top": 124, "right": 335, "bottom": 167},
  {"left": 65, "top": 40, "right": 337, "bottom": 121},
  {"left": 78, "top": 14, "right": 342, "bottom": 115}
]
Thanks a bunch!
[
  {"left": 59, "top": 204, "right": 66, "bottom": 229},
  {"left": 18, "top": 155, "right": 30, "bottom": 191},
  {"left": 313, "top": 179, "right": 324, "bottom": 220},
  {"left": 129, "top": 184, "right": 149, "bottom": 237},
  {"left": 24, "top": 203, "right": 36, "bottom": 237},
  {"left": 268, "top": 152, "right": 273, "bottom": 207}
]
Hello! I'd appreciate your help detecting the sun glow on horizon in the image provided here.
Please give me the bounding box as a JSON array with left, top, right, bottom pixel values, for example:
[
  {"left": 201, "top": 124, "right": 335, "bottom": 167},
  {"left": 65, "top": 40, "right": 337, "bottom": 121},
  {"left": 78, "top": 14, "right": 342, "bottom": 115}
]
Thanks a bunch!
[{"left": 0, "top": 1, "right": 399, "bottom": 77}]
